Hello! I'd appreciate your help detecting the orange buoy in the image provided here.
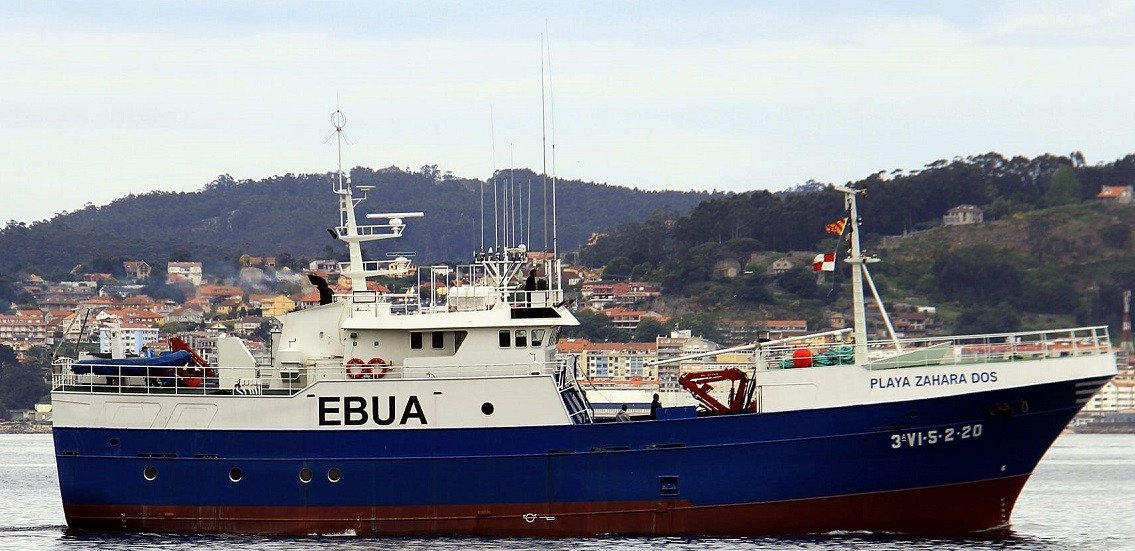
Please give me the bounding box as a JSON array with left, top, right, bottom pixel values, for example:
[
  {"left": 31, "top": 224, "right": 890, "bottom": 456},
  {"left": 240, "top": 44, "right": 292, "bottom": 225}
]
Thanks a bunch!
[{"left": 791, "top": 348, "right": 813, "bottom": 368}]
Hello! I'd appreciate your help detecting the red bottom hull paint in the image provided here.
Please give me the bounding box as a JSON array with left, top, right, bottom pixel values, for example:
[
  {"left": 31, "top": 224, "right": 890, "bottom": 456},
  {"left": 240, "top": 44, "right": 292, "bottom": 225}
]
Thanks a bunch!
[{"left": 64, "top": 474, "right": 1029, "bottom": 537}]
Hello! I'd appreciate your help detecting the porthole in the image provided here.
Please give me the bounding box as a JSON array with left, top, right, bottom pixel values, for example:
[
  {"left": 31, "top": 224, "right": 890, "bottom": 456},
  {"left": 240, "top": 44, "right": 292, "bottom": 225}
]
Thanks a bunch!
[
  {"left": 299, "top": 468, "right": 313, "bottom": 484},
  {"left": 143, "top": 466, "right": 157, "bottom": 481},
  {"left": 481, "top": 402, "right": 495, "bottom": 415},
  {"left": 109, "top": 438, "right": 120, "bottom": 447},
  {"left": 327, "top": 467, "right": 341, "bottom": 483},
  {"left": 229, "top": 467, "right": 243, "bottom": 482}
]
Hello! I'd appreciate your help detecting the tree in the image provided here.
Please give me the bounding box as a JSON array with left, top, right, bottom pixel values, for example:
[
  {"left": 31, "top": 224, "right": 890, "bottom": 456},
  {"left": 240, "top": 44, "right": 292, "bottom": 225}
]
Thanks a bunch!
[
  {"left": 1044, "top": 165, "right": 1080, "bottom": 206},
  {"left": 672, "top": 312, "right": 722, "bottom": 343},
  {"left": 1101, "top": 222, "right": 1132, "bottom": 249},
  {"left": 632, "top": 317, "right": 669, "bottom": 342},
  {"left": 932, "top": 245, "right": 1023, "bottom": 305},
  {"left": 566, "top": 310, "right": 632, "bottom": 342},
  {"left": 169, "top": 248, "right": 194, "bottom": 262},
  {"left": 0, "top": 364, "right": 49, "bottom": 410},
  {"left": 630, "top": 262, "right": 653, "bottom": 281},
  {"left": 19, "top": 346, "right": 51, "bottom": 368},
  {"left": 603, "top": 257, "right": 634, "bottom": 280},
  {"left": 733, "top": 270, "right": 774, "bottom": 304},
  {"left": 0, "top": 343, "right": 17, "bottom": 367},
  {"left": 776, "top": 267, "right": 818, "bottom": 298},
  {"left": 1019, "top": 269, "right": 1078, "bottom": 314},
  {"left": 954, "top": 303, "right": 1021, "bottom": 335},
  {"left": 142, "top": 280, "right": 187, "bottom": 303}
]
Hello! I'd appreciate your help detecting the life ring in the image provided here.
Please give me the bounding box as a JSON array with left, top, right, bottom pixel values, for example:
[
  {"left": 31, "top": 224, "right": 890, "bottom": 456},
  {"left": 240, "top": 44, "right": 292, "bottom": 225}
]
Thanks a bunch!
[
  {"left": 367, "top": 357, "right": 390, "bottom": 379},
  {"left": 346, "top": 357, "right": 372, "bottom": 379}
]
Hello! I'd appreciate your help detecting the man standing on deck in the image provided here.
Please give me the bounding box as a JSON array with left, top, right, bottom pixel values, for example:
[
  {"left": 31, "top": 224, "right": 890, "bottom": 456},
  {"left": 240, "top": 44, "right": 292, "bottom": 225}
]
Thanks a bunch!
[{"left": 523, "top": 268, "right": 537, "bottom": 307}]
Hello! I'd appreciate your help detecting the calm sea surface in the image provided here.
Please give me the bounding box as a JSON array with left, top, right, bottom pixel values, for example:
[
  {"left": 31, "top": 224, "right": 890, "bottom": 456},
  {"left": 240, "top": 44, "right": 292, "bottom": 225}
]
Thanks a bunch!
[{"left": 1, "top": 432, "right": 1132, "bottom": 551}]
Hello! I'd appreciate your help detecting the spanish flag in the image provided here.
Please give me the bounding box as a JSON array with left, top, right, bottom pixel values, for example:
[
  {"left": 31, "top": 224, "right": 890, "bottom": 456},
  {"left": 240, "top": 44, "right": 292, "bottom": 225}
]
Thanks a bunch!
[{"left": 825, "top": 217, "right": 848, "bottom": 236}]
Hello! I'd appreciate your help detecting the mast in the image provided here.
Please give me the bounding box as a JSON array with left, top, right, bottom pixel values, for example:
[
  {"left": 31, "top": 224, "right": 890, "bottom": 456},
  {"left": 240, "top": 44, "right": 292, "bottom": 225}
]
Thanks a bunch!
[
  {"left": 838, "top": 185, "right": 900, "bottom": 364},
  {"left": 546, "top": 24, "right": 559, "bottom": 260},
  {"left": 328, "top": 110, "right": 422, "bottom": 293},
  {"left": 837, "top": 186, "right": 869, "bottom": 364}
]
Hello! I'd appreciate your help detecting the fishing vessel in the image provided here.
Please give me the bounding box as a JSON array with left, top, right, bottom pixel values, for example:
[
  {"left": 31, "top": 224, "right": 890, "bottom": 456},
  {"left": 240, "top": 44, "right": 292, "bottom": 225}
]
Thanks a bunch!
[{"left": 50, "top": 114, "right": 1117, "bottom": 536}]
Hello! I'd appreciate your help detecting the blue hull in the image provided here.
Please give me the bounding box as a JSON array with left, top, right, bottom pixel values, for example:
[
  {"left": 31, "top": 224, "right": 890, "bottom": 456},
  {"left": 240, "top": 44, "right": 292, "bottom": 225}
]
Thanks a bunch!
[{"left": 52, "top": 376, "right": 1107, "bottom": 536}]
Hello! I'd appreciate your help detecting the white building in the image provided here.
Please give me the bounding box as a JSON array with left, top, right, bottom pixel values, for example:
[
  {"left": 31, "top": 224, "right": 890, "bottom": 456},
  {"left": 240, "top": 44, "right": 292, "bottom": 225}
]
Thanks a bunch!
[
  {"left": 943, "top": 205, "right": 984, "bottom": 226},
  {"left": 167, "top": 262, "right": 204, "bottom": 285},
  {"left": 98, "top": 324, "right": 160, "bottom": 356},
  {"left": 1084, "top": 380, "right": 1135, "bottom": 412}
]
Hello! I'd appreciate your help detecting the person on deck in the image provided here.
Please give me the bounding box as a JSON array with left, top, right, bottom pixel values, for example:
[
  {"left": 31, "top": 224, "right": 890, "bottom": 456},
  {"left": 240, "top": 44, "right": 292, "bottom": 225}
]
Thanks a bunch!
[
  {"left": 523, "top": 268, "right": 537, "bottom": 307},
  {"left": 614, "top": 404, "right": 632, "bottom": 422},
  {"left": 650, "top": 393, "right": 662, "bottom": 419}
]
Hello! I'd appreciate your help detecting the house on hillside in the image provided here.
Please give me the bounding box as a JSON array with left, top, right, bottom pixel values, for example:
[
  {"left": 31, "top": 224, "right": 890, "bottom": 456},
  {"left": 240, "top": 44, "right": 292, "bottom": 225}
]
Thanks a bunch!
[
  {"left": 247, "top": 256, "right": 277, "bottom": 269},
  {"left": 768, "top": 258, "right": 795, "bottom": 275},
  {"left": 0, "top": 312, "right": 48, "bottom": 350},
  {"left": 714, "top": 259, "right": 742, "bottom": 278},
  {"left": 943, "top": 205, "right": 983, "bottom": 226},
  {"left": 602, "top": 307, "right": 669, "bottom": 330},
  {"left": 165, "top": 306, "right": 206, "bottom": 325},
  {"left": 167, "top": 262, "right": 203, "bottom": 285},
  {"left": 215, "top": 297, "right": 249, "bottom": 318},
  {"left": 250, "top": 294, "right": 295, "bottom": 317},
  {"left": 715, "top": 319, "right": 763, "bottom": 345},
  {"left": 198, "top": 285, "right": 243, "bottom": 304},
  {"left": 308, "top": 259, "right": 341, "bottom": 273},
  {"left": 764, "top": 320, "right": 808, "bottom": 340},
  {"left": 1097, "top": 185, "right": 1134, "bottom": 205},
  {"left": 123, "top": 260, "right": 152, "bottom": 281}
]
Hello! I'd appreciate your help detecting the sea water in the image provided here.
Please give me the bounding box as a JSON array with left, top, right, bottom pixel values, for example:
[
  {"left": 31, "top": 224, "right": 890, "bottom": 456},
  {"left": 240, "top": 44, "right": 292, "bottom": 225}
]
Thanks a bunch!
[{"left": 1, "top": 433, "right": 1132, "bottom": 551}]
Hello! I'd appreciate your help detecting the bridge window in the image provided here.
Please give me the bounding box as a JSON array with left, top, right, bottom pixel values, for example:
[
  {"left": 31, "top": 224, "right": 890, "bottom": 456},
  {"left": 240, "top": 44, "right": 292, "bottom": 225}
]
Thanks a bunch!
[
  {"left": 410, "top": 332, "right": 423, "bottom": 349},
  {"left": 432, "top": 331, "right": 444, "bottom": 349},
  {"left": 515, "top": 330, "right": 528, "bottom": 347},
  {"left": 499, "top": 330, "right": 511, "bottom": 348},
  {"left": 532, "top": 329, "right": 545, "bottom": 347}
]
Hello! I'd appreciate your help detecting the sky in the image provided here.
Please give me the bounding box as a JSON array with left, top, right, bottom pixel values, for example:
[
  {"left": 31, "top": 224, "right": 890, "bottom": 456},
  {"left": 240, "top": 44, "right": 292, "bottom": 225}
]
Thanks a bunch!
[{"left": 2, "top": 1, "right": 1134, "bottom": 224}]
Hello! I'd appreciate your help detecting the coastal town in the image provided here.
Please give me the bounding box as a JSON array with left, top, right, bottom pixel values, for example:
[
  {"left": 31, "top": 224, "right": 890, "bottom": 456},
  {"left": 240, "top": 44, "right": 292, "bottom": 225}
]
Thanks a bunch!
[{"left": 2, "top": 248, "right": 1133, "bottom": 430}]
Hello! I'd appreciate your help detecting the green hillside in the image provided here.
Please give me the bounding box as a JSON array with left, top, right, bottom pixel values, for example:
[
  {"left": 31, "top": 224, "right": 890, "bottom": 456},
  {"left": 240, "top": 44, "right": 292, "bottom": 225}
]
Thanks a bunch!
[
  {"left": 0, "top": 166, "right": 718, "bottom": 276},
  {"left": 574, "top": 152, "right": 1135, "bottom": 337}
]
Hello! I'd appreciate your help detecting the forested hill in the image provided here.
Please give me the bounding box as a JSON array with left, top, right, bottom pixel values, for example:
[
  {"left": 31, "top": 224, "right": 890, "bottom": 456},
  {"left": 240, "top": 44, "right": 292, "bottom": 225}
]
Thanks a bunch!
[
  {"left": 0, "top": 166, "right": 718, "bottom": 275},
  {"left": 577, "top": 151, "right": 1135, "bottom": 334},
  {"left": 581, "top": 152, "right": 1135, "bottom": 272}
]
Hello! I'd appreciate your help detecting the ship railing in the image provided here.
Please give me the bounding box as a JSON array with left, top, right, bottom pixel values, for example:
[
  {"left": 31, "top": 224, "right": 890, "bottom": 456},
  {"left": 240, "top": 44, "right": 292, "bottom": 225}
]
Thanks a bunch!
[
  {"left": 756, "top": 325, "right": 1113, "bottom": 371},
  {"left": 303, "top": 359, "right": 562, "bottom": 383},
  {"left": 430, "top": 257, "right": 566, "bottom": 313},
  {"left": 399, "top": 360, "right": 557, "bottom": 379},
  {"left": 505, "top": 289, "right": 564, "bottom": 309},
  {"left": 51, "top": 363, "right": 219, "bottom": 395},
  {"left": 52, "top": 358, "right": 565, "bottom": 395}
]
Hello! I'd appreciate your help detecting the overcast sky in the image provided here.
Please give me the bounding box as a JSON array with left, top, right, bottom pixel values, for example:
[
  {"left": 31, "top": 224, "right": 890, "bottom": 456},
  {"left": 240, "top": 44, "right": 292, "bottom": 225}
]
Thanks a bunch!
[{"left": 2, "top": 1, "right": 1134, "bottom": 224}]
